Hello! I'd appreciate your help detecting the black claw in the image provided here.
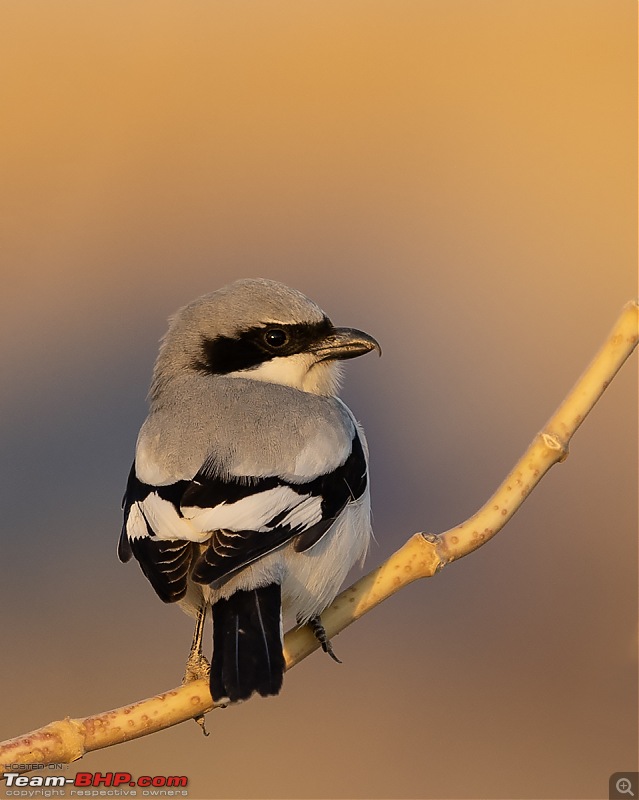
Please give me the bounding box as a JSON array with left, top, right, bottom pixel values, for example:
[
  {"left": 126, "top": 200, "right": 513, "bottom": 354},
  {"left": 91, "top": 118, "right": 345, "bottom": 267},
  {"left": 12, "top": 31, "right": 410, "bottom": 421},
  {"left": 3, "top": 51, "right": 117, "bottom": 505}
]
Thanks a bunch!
[
  {"left": 194, "top": 714, "right": 210, "bottom": 736},
  {"left": 308, "top": 614, "right": 342, "bottom": 664},
  {"left": 323, "top": 640, "right": 343, "bottom": 664}
]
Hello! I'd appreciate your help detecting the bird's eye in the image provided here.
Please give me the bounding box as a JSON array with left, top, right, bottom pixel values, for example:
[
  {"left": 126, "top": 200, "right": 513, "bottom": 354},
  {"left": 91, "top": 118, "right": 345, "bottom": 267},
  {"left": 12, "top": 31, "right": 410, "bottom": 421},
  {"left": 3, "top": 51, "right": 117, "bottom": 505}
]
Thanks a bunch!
[{"left": 263, "top": 328, "right": 289, "bottom": 348}]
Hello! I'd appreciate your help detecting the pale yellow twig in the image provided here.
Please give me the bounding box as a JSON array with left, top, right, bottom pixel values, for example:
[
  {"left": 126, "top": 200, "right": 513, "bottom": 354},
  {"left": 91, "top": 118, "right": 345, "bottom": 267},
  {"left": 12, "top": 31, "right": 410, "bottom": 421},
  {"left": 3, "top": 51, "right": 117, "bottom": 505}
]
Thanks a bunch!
[{"left": 1, "top": 300, "right": 637, "bottom": 773}]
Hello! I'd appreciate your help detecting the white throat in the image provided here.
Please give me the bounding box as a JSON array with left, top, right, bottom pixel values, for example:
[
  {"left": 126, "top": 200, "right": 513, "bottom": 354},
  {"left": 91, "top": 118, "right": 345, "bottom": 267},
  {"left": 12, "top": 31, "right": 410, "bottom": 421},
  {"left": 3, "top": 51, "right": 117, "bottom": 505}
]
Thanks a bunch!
[{"left": 228, "top": 354, "right": 344, "bottom": 396}]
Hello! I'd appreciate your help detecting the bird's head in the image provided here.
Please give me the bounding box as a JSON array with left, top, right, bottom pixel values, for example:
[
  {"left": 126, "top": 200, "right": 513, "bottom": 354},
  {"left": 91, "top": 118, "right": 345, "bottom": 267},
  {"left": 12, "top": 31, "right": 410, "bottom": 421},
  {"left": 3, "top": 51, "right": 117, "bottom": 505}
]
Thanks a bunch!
[{"left": 152, "top": 278, "right": 380, "bottom": 398}]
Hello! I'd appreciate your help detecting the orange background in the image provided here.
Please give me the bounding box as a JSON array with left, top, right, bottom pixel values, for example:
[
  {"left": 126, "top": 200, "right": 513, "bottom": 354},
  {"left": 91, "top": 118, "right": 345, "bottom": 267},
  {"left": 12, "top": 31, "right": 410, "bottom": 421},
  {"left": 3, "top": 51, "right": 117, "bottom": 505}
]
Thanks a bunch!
[{"left": 0, "top": 2, "right": 636, "bottom": 798}]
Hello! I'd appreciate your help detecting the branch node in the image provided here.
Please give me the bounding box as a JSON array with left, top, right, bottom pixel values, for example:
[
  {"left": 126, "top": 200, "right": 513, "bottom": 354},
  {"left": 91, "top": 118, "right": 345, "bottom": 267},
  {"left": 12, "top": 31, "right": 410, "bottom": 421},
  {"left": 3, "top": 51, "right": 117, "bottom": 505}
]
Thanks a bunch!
[
  {"left": 540, "top": 432, "right": 569, "bottom": 462},
  {"left": 420, "top": 532, "right": 450, "bottom": 570}
]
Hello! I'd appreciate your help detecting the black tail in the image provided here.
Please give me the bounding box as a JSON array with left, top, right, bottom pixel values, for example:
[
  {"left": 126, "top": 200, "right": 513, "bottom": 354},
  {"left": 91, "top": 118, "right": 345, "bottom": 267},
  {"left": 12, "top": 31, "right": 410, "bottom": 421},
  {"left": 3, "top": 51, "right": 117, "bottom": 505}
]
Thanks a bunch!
[{"left": 210, "top": 584, "right": 285, "bottom": 703}]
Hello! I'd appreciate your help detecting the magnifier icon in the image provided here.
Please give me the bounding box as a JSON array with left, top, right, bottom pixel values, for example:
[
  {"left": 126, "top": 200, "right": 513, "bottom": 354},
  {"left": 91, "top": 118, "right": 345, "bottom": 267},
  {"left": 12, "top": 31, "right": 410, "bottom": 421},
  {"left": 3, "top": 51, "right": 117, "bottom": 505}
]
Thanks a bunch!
[{"left": 617, "top": 778, "right": 635, "bottom": 796}]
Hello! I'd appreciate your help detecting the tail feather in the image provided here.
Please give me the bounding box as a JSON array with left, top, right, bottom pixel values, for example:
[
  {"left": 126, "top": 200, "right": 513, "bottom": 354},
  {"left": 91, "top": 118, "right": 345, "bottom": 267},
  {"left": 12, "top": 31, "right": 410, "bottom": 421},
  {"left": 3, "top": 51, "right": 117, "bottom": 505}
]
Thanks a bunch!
[{"left": 211, "top": 584, "right": 285, "bottom": 703}]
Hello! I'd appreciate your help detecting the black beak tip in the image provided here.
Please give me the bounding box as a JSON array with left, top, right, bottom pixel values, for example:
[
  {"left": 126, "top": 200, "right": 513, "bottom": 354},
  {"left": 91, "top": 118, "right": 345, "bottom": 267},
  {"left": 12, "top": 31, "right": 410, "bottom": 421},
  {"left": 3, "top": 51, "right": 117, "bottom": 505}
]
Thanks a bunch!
[{"left": 324, "top": 327, "right": 382, "bottom": 361}]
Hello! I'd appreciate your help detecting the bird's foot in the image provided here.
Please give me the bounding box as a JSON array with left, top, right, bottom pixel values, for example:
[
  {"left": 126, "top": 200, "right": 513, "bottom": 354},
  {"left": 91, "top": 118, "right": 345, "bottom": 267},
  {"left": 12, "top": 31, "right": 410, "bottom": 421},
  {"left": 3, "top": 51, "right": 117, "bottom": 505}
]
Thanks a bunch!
[
  {"left": 182, "top": 652, "right": 211, "bottom": 736},
  {"left": 181, "top": 602, "right": 212, "bottom": 734},
  {"left": 193, "top": 714, "right": 210, "bottom": 736},
  {"left": 307, "top": 614, "right": 342, "bottom": 664},
  {"left": 182, "top": 650, "right": 211, "bottom": 685}
]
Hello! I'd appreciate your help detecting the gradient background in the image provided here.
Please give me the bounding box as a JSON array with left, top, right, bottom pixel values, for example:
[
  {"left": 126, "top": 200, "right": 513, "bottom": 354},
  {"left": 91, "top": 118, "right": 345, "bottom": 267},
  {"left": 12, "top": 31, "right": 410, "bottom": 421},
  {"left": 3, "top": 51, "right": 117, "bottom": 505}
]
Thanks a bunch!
[{"left": 0, "top": 2, "right": 636, "bottom": 799}]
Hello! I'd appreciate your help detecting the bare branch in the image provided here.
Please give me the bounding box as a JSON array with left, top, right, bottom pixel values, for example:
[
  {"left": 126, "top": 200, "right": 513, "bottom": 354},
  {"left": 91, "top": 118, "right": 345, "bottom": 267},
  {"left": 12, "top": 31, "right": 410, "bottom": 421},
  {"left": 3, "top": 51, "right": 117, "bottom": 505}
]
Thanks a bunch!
[{"left": 2, "top": 300, "right": 637, "bottom": 773}]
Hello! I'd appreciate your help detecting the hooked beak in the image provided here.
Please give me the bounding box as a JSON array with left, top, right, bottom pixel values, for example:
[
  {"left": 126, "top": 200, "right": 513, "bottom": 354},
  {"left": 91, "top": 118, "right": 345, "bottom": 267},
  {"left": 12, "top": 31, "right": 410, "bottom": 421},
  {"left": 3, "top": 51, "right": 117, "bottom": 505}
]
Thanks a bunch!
[{"left": 310, "top": 327, "right": 382, "bottom": 362}]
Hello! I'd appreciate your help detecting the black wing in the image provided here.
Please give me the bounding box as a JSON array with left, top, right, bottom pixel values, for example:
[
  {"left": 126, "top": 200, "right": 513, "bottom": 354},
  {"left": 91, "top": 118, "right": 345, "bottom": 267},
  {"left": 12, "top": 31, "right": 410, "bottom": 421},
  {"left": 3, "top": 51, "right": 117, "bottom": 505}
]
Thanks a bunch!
[
  {"left": 119, "top": 463, "right": 197, "bottom": 603},
  {"left": 119, "top": 432, "right": 367, "bottom": 596},
  {"left": 190, "top": 433, "right": 368, "bottom": 588}
]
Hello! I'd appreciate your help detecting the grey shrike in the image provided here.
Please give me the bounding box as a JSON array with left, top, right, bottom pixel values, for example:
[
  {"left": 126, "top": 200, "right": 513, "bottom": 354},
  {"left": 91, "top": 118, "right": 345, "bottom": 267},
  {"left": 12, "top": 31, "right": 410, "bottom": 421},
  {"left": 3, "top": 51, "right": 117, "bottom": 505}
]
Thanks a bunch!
[{"left": 119, "top": 278, "right": 380, "bottom": 704}]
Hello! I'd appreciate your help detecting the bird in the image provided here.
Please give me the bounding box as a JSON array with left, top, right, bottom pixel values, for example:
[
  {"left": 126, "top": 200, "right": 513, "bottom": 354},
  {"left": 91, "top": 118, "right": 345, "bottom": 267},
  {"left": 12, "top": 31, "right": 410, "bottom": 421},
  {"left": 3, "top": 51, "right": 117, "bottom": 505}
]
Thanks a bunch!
[{"left": 118, "top": 278, "right": 380, "bottom": 704}]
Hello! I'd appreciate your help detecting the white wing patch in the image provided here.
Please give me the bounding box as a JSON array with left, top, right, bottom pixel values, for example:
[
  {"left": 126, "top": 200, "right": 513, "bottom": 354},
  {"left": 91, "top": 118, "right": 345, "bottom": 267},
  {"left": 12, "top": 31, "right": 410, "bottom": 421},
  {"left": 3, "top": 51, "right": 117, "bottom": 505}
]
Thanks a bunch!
[
  {"left": 126, "top": 504, "right": 151, "bottom": 541},
  {"left": 276, "top": 495, "right": 323, "bottom": 531},
  {"left": 127, "top": 484, "right": 325, "bottom": 548},
  {"left": 182, "top": 485, "right": 318, "bottom": 534},
  {"left": 140, "top": 494, "right": 210, "bottom": 542}
]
